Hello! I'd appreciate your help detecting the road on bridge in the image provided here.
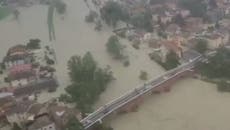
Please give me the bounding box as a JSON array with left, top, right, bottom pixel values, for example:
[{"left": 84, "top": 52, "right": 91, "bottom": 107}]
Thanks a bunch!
[{"left": 81, "top": 55, "right": 203, "bottom": 129}]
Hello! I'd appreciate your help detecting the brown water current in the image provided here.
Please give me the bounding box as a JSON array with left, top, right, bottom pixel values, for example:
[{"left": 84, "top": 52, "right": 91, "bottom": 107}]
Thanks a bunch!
[{"left": 0, "top": 0, "right": 230, "bottom": 130}]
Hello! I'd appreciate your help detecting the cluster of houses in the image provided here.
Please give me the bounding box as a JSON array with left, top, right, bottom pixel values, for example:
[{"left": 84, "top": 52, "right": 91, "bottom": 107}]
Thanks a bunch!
[
  {"left": 0, "top": 43, "right": 60, "bottom": 129},
  {"left": 99, "top": 0, "right": 230, "bottom": 62},
  {"left": 0, "top": 94, "right": 82, "bottom": 130}
]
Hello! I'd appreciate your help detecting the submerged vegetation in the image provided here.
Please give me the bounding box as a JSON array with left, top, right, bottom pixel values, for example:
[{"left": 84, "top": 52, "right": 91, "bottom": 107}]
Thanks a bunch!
[
  {"left": 0, "top": 7, "right": 11, "bottom": 20},
  {"left": 47, "top": 4, "right": 56, "bottom": 41},
  {"left": 106, "top": 35, "right": 124, "bottom": 59},
  {"left": 47, "top": 0, "right": 66, "bottom": 41}
]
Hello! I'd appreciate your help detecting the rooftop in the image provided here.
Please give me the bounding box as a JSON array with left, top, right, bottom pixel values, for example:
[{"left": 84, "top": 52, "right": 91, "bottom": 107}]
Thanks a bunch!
[{"left": 27, "top": 115, "right": 55, "bottom": 130}]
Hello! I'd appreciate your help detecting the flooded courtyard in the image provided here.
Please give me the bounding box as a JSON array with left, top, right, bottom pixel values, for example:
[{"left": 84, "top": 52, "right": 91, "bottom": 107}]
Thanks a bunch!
[{"left": 0, "top": 0, "right": 230, "bottom": 130}]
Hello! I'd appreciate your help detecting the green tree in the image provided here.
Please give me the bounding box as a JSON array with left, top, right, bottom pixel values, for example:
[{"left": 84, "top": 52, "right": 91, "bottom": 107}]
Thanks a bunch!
[
  {"left": 106, "top": 35, "right": 124, "bottom": 59},
  {"left": 164, "top": 51, "right": 180, "bottom": 70},
  {"left": 217, "top": 80, "right": 230, "bottom": 92},
  {"left": 139, "top": 71, "right": 148, "bottom": 80},
  {"left": 85, "top": 10, "right": 98, "bottom": 23},
  {"left": 100, "top": 1, "right": 129, "bottom": 27},
  {"left": 26, "top": 39, "right": 41, "bottom": 49},
  {"left": 65, "top": 117, "right": 83, "bottom": 130},
  {"left": 179, "top": 0, "right": 207, "bottom": 17},
  {"left": 54, "top": 0, "right": 67, "bottom": 14},
  {"left": 11, "top": 123, "right": 21, "bottom": 130},
  {"left": 130, "top": 11, "right": 153, "bottom": 32},
  {"left": 194, "top": 39, "right": 208, "bottom": 54},
  {"left": 197, "top": 47, "right": 230, "bottom": 79},
  {"left": 64, "top": 52, "right": 113, "bottom": 113},
  {"left": 172, "top": 14, "right": 185, "bottom": 27}
]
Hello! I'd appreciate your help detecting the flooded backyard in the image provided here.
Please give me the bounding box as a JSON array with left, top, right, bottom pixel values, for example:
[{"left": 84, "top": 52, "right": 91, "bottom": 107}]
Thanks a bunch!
[{"left": 1, "top": 0, "right": 230, "bottom": 130}]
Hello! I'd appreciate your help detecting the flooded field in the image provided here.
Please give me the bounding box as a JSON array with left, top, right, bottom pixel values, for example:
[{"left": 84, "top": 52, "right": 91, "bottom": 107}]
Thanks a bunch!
[{"left": 0, "top": 0, "right": 230, "bottom": 130}]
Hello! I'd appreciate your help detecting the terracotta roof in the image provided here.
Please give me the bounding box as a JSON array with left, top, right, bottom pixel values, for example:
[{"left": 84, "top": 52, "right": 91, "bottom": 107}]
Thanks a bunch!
[
  {"left": 27, "top": 115, "right": 54, "bottom": 130},
  {"left": 48, "top": 104, "right": 81, "bottom": 129},
  {"left": 27, "top": 103, "right": 43, "bottom": 115},
  {"left": 7, "top": 45, "right": 27, "bottom": 56},
  {"left": 9, "top": 71, "right": 35, "bottom": 81},
  {"left": 5, "top": 100, "right": 35, "bottom": 116},
  {"left": 162, "top": 39, "right": 182, "bottom": 53},
  {"left": 13, "top": 78, "right": 58, "bottom": 97},
  {"left": 9, "top": 64, "right": 32, "bottom": 75},
  {"left": 3, "top": 53, "right": 31, "bottom": 63}
]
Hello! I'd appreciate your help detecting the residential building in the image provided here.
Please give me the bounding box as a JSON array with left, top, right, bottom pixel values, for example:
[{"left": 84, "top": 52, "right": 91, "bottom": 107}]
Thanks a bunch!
[{"left": 27, "top": 114, "right": 57, "bottom": 130}]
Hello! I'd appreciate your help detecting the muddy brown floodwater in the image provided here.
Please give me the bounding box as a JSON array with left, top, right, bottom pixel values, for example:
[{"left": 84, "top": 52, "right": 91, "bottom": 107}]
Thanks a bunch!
[{"left": 0, "top": 0, "right": 230, "bottom": 130}]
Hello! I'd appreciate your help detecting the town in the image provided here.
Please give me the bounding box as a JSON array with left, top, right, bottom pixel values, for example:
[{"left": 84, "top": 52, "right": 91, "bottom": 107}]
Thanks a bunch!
[{"left": 0, "top": 0, "right": 230, "bottom": 130}]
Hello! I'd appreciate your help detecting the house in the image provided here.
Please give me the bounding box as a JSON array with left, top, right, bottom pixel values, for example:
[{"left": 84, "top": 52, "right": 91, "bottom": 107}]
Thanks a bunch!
[
  {"left": 13, "top": 78, "right": 58, "bottom": 97},
  {"left": 183, "top": 17, "right": 204, "bottom": 34},
  {"left": 7, "top": 45, "right": 27, "bottom": 57},
  {"left": 206, "top": 8, "right": 224, "bottom": 23},
  {"left": 165, "top": 24, "right": 181, "bottom": 36},
  {"left": 48, "top": 104, "right": 82, "bottom": 130},
  {"left": 3, "top": 53, "right": 32, "bottom": 69},
  {"left": 0, "top": 93, "right": 14, "bottom": 119},
  {"left": 27, "top": 114, "right": 57, "bottom": 130},
  {"left": 8, "top": 64, "right": 36, "bottom": 87},
  {"left": 5, "top": 100, "right": 36, "bottom": 126},
  {"left": 160, "top": 37, "right": 183, "bottom": 61},
  {"left": 179, "top": 9, "right": 190, "bottom": 18},
  {"left": 205, "top": 33, "right": 224, "bottom": 49}
]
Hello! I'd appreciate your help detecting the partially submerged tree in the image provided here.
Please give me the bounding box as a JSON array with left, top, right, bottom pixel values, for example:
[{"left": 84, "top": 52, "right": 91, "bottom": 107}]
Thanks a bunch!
[
  {"left": 26, "top": 39, "right": 41, "bottom": 50},
  {"left": 11, "top": 123, "right": 21, "bottom": 130},
  {"left": 63, "top": 52, "right": 113, "bottom": 113},
  {"left": 100, "top": 1, "right": 129, "bottom": 27},
  {"left": 164, "top": 51, "right": 180, "bottom": 70},
  {"left": 65, "top": 116, "right": 83, "bottom": 130},
  {"left": 194, "top": 39, "right": 208, "bottom": 54},
  {"left": 106, "top": 35, "right": 124, "bottom": 59},
  {"left": 139, "top": 71, "right": 148, "bottom": 80},
  {"left": 130, "top": 11, "right": 153, "bottom": 32},
  {"left": 85, "top": 10, "right": 98, "bottom": 23}
]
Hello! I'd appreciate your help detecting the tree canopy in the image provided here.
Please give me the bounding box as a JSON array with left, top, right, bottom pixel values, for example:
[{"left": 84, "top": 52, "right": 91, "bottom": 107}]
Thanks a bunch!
[
  {"left": 11, "top": 123, "right": 21, "bottom": 130},
  {"left": 130, "top": 11, "right": 153, "bottom": 32},
  {"left": 106, "top": 35, "right": 124, "bottom": 59},
  {"left": 26, "top": 39, "right": 41, "bottom": 50},
  {"left": 179, "top": 0, "right": 207, "bottom": 17},
  {"left": 65, "top": 116, "right": 83, "bottom": 130},
  {"left": 172, "top": 14, "right": 185, "bottom": 27},
  {"left": 197, "top": 47, "right": 230, "bottom": 79},
  {"left": 194, "top": 39, "right": 208, "bottom": 54},
  {"left": 163, "top": 51, "right": 180, "bottom": 70},
  {"left": 64, "top": 52, "right": 113, "bottom": 113},
  {"left": 100, "top": 1, "right": 129, "bottom": 27}
]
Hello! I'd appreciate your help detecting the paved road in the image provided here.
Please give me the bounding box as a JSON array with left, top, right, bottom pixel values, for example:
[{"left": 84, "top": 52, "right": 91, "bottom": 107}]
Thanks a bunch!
[{"left": 81, "top": 55, "right": 203, "bottom": 129}]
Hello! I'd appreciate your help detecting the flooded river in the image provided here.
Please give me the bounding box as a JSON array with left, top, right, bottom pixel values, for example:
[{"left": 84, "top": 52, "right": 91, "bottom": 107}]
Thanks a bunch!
[{"left": 0, "top": 0, "right": 230, "bottom": 130}]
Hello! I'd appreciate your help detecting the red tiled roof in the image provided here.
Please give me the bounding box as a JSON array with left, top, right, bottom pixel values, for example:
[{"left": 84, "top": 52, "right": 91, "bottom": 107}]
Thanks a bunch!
[
  {"left": 7, "top": 45, "right": 27, "bottom": 56},
  {"left": 162, "top": 39, "right": 182, "bottom": 53},
  {"left": 10, "top": 64, "right": 32, "bottom": 74}
]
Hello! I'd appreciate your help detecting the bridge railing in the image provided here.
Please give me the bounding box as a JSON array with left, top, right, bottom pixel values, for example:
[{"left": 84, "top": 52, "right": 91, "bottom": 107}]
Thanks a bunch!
[{"left": 83, "top": 68, "right": 195, "bottom": 129}]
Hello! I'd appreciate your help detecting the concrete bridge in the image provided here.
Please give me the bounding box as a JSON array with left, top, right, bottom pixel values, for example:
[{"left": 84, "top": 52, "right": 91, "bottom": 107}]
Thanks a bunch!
[{"left": 81, "top": 55, "right": 204, "bottom": 129}]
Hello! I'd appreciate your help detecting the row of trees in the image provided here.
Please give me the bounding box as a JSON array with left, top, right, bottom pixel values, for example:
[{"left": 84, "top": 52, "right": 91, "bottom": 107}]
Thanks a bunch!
[
  {"left": 179, "top": 0, "right": 207, "bottom": 18},
  {"left": 99, "top": 1, "right": 153, "bottom": 32}
]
